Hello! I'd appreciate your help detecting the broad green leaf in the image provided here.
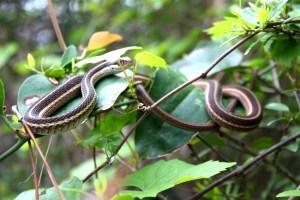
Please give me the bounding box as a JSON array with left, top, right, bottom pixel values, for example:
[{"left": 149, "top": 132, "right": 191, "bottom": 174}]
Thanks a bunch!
[
  {"left": 114, "top": 159, "right": 236, "bottom": 199},
  {"left": 265, "top": 102, "right": 290, "bottom": 112},
  {"left": 86, "top": 31, "right": 123, "bottom": 51},
  {"left": 61, "top": 45, "right": 77, "bottom": 68},
  {"left": 276, "top": 189, "right": 300, "bottom": 197},
  {"left": 0, "top": 43, "right": 18, "bottom": 70},
  {"left": 0, "top": 80, "right": 4, "bottom": 115},
  {"left": 75, "top": 46, "right": 142, "bottom": 68},
  {"left": 39, "top": 176, "right": 82, "bottom": 200},
  {"left": 172, "top": 43, "right": 243, "bottom": 79},
  {"left": 285, "top": 126, "right": 300, "bottom": 152},
  {"left": 135, "top": 68, "right": 211, "bottom": 158},
  {"left": 44, "top": 67, "right": 65, "bottom": 78},
  {"left": 94, "top": 76, "right": 128, "bottom": 110},
  {"left": 27, "top": 53, "right": 36, "bottom": 70},
  {"left": 134, "top": 51, "right": 167, "bottom": 69}
]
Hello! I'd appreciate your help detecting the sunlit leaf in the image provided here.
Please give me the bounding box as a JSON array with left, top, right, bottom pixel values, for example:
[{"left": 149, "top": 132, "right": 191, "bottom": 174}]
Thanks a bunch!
[
  {"left": 114, "top": 159, "right": 236, "bottom": 199},
  {"left": 86, "top": 31, "right": 123, "bottom": 51},
  {"left": 265, "top": 102, "right": 290, "bottom": 112},
  {"left": 276, "top": 189, "right": 300, "bottom": 197},
  {"left": 135, "top": 51, "right": 167, "bottom": 69},
  {"left": 27, "top": 53, "right": 36, "bottom": 70}
]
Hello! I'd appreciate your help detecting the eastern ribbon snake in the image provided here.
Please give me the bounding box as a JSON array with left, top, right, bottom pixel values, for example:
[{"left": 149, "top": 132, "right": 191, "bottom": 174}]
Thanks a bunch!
[{"left": 22, "top": 57, "right": 262, "bottom": 135}]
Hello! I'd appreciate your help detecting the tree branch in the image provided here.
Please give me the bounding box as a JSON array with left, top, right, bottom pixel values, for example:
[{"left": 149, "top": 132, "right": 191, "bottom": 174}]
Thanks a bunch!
[
  {"left": 47, "top": 0, "right": 66, "bottom": 50},
  {"left": 189, "top": 131, "right": 300, "bottom": 199}
]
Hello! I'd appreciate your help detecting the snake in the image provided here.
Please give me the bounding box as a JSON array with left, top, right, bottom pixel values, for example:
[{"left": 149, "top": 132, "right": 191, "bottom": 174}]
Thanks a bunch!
[
  {"left": 135, "top": 80, "right": 262, "bottom": 131},
  {"left": 22, "top": 57, "right": 132, "bottom": 135},
  {"left": 23, "top": 56, "right": 262, "bottom": 135}
]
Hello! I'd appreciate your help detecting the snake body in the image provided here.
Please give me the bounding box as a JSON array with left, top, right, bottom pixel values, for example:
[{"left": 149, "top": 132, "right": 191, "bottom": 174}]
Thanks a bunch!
[
  {"left": 136, "top": 80, "right": 262, "bottom": 131},
  {"left": 23, "top": 59, "right": 131, "bottom": 135},
  {"left": 23, "top": 57, "right": 262, "bottom": 135}
]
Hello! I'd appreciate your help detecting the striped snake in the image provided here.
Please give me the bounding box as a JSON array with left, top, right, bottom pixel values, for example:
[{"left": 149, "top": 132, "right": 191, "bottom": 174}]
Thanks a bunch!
[{"left": 23, "top": 58, "right": 262, "bottom": 135}]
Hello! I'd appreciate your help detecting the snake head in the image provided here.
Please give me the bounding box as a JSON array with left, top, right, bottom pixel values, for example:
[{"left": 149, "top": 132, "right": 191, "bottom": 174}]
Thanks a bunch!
[{"left": 118, "top": 56, "right": 133, "bottom": 69}]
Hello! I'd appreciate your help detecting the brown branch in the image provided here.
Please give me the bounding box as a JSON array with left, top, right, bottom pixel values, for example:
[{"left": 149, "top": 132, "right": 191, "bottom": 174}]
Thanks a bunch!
[
  {"left": 23, "top": 122, "right": 65, "bottom": 200},
  {"left": 28, "top": 141, "right": 39, "bottom": 200},
  {"left": 83, "top": 112, "right": 150, "bottom": 182},
  {"left": 189, "top": 131, "right": 300, "bottom": 199},
  {"left": 219, "top": 130, "right": 298, "bottom": 185},
  {"left": 47, "top": 0, "right": 66, "bottom": 50}
]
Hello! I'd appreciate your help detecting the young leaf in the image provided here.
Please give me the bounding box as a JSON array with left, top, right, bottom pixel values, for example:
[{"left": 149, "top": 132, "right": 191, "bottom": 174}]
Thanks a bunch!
[
  {"left": 276, "top": 189, "right": 300, "bottom": 197},
  {"left": 0, "top": 79, "right": 4, "bottom": 115},
  {"left": 44, "top": 66, "right": 65, "bottom": 78},
  {"left": 61, "top": 45, "right": 77, "bottom": 68},
  {"left": 265, "top": 102, "right": 290, "bottom": 112},
  {"left": 134, "top": 51, "right": 167, "bottom": 69},
  {"left": 113, "top": 159, "right": 236, "bottom": 199},
  {"left": 86, "top": 31, "right": 123, "bottom": 51},
  {"left": 27, "top": 53, "right": 36, "bottom": 70}
]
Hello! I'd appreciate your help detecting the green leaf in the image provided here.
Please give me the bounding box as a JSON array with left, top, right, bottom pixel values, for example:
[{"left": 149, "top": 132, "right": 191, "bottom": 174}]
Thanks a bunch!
[
  {"left": 134, "top": 51, "right": 167, "bottom": 69},
  {"left": 265, "top": 102, "right": 290, "bottom": 112},
  {"left": 0, "top": 80, "right": 4, "bottom": 115},
  {"left": 0, "top": 43, "right": 18, "bottom": 70},
  {"left": 276, "top": 189, "right": 300, "bottom": 197},
  {"left": 94, "top": 76, "right": 128, "bottom": 110},
  {"left": 27, "top": 53, "right": 36, "bottom": 70},
  {"left": 39, "top": 176, "right": 83, "bottom": 200},
  {"left": 135, "top": 68, "right": 211, "bottom": 158},
  {"left": 250, "top": 137, "right": 273, "bottom": 150},
  {"left": 61, "top": 45, "right": 77, "bottom": 68},
  {"left": 44, "top": 66, "right": 65, "bottom": 78},
  {"left": 172, "top": 43, "right": 243, "bottom": 79},
  {"left": 114, "top": 159, "right": 236, "bottom": 199}
]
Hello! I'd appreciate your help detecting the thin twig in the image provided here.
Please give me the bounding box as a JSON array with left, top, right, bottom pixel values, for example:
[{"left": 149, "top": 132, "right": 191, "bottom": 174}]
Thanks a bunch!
[
  {"left": 28, "top": 141, "right": 39, "bottom": 200},
  {"left": 219, "top": 130, "right": 298, "bottom": 185},
  {"left": 196, "top": 135, "right": 229, "bottom": 162},
  {"left": 47, "top": 0, "right": 66, "bottom": 50},
  {"left": 189, "top": 131, "right": 300, "bottom": 199},
  {"left": 23, "top": 122, "right": 65, "bottom": 200},
  {"left": 83, "top": 112, "right": 150, "bottom": 182}
]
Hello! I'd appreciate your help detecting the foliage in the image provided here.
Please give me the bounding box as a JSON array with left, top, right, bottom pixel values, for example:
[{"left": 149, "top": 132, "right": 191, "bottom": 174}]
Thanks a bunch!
[
  {"left": 1, "top": 0, "right": 300, "bottom": 199},
  {"left": 114, "top": 159, "right": 235, "bottom": 199}
]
